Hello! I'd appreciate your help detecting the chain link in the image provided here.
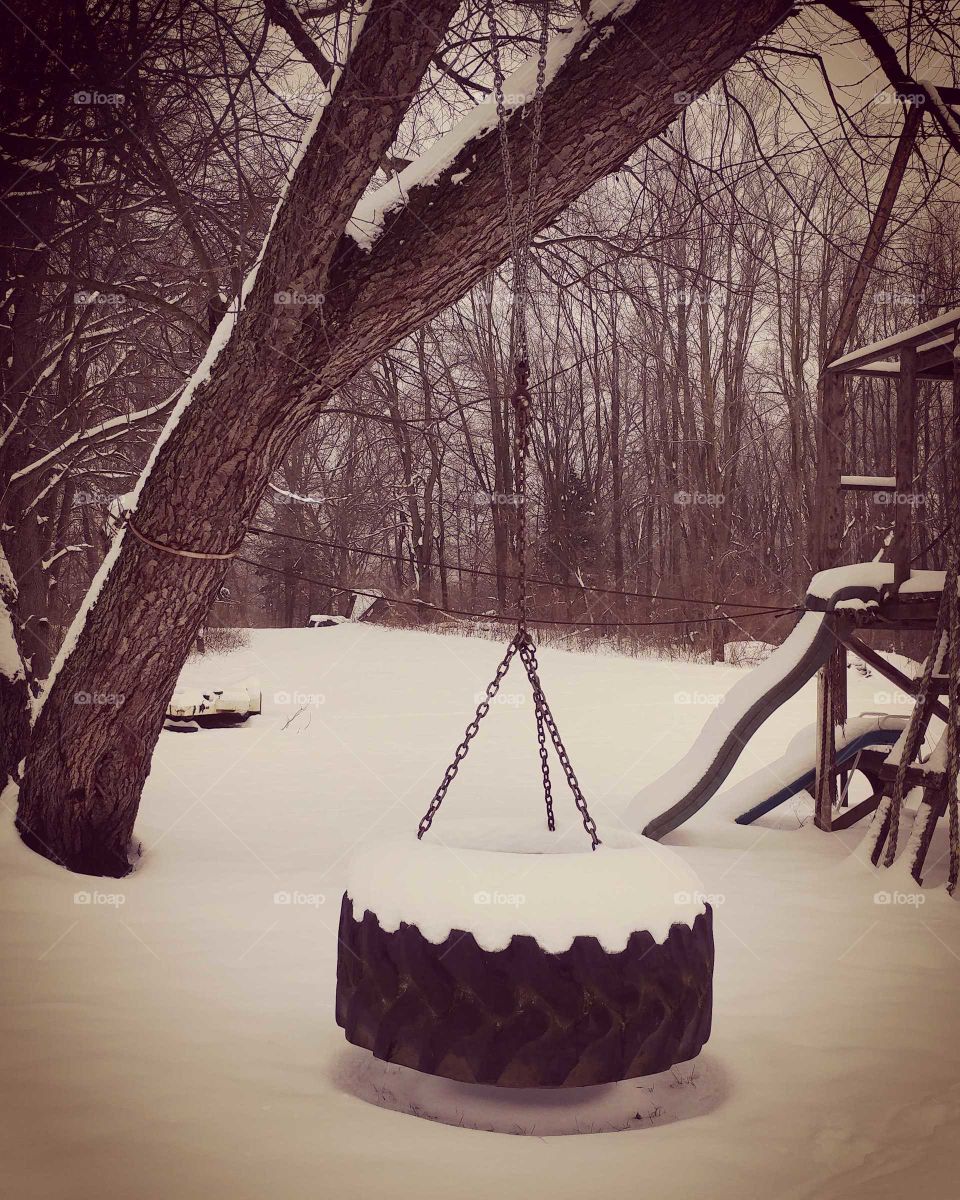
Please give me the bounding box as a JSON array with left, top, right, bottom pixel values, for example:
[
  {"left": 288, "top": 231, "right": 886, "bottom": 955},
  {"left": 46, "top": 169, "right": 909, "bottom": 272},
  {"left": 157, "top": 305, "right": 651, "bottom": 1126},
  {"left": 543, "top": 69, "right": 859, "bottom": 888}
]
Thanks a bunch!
[
  {"left": 518, "top": 633, "right": 599, "bottom": 847},
  {"left": 417, "top": 637, "right": 521, "bottom": 839},
  {"left": 416, "top": 2, "right": 600, "bottom": 850},
  {"left": 485, "top": 0, "right": 550, "bottom": 362},
  {"left": 512, "top": 360, "right": 531, "bottom": 632}
]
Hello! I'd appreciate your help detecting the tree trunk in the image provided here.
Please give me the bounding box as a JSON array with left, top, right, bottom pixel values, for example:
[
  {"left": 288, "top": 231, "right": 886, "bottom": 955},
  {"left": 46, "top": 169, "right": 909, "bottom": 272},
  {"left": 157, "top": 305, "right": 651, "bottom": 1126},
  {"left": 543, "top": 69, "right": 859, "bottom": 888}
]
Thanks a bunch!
[
  {"left": 17, "top": 0, "right": 460, "bottom": 874},
  {"left": 18, "top": 0, "right": 793, "bottom": 875},
  {"left": 1, "top": 548, "right": 30, "bottom": 788}
]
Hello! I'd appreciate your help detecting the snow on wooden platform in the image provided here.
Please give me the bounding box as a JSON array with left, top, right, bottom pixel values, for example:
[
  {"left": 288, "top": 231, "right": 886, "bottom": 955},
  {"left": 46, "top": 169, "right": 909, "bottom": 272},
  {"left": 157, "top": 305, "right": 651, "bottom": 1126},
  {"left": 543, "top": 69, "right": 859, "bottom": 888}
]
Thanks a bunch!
[
  {"left": 827, "top": 306, "right": 960, "bottom": 374},
  {"left": 806, "top": 562, "right": 946, "bottom": 605}
]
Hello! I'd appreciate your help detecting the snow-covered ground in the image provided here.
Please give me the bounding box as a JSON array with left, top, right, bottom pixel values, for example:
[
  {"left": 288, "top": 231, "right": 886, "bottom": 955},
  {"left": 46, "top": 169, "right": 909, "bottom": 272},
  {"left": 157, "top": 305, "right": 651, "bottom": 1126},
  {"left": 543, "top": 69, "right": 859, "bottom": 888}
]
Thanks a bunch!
[{"left": 2, "top": 625, "right": 958, "bottom": 1199}]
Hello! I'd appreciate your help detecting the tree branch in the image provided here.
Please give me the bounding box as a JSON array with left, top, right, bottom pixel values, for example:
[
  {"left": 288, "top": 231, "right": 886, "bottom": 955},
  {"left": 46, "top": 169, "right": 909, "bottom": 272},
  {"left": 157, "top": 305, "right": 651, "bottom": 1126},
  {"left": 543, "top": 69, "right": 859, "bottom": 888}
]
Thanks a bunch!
[
  {"left": 309, "top": 0, "right": 796, "bottom": 396},
  {"left": 264, "top": 0, "right": 335, "bottom": 84}
]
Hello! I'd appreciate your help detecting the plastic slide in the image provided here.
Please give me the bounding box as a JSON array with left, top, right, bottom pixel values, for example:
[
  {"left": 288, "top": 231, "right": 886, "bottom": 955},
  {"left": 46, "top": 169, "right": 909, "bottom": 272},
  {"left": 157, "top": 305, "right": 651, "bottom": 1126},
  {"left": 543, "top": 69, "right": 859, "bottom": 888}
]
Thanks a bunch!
[
  {"left": 630, "top": 566, "right": 935, "bottom": 841},
  {"left": 630, "top": 610, "right": 839, "bottom": 840},
  {"left": 733, "top": 724, "right": 903, "bottom": 825}
]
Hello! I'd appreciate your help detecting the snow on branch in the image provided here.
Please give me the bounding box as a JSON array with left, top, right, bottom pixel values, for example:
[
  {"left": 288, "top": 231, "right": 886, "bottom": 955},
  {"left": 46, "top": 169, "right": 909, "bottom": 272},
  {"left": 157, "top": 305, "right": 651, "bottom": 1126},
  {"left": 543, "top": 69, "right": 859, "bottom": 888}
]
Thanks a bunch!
[
  {"left": 10, "top": 393, "right": 180, "bottom": 486},
  {"left": 345, "top": 0, "right": 639, "bottom": 251}
]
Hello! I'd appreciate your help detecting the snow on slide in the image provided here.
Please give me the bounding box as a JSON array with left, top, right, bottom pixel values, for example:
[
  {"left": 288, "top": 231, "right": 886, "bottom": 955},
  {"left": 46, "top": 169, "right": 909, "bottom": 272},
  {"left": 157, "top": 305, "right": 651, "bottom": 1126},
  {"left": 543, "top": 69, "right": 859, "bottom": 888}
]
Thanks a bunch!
[{"left": 629, "top": 611, "right": 838, "bottom": 840}]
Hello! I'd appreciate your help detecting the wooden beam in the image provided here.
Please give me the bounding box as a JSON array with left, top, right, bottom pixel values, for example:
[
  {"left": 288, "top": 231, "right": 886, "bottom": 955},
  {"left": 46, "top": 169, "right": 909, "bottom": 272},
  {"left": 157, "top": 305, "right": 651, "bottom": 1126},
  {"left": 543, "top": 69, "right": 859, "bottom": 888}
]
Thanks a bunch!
[
  {"left": 839, "top": 477, "right": 896, "bottom": 494},
  {"left": 893, "top": 345, "right": 918, "bottom": 585},
  {"left": 855, "top": 749, "right": 945, "bottom": 794},
  {"left": 826, "top": 322, "right": 957, "bottom": 375},
  {"left": 814, "top": 666, "right": 837, "bottom": 830},
  {"left": 908, "top": 787, "right": 948, "bottom": 884},
  {"left": 831, "top": 791, "right": 883, "bottom": 831},
  {"left": 812, "top": 106, "right": 922, "bottom": 572},
  {"left": 837, "top": 630, "right": 950, "bottom": 723}
]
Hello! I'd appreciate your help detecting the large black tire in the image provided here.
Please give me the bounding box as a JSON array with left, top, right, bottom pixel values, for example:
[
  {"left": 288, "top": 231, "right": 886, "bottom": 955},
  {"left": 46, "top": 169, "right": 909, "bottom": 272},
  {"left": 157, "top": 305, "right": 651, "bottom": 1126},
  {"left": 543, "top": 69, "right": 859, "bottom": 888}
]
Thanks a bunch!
[{"left": 336, "top": 895, "right": 713, "bottom": 1088}]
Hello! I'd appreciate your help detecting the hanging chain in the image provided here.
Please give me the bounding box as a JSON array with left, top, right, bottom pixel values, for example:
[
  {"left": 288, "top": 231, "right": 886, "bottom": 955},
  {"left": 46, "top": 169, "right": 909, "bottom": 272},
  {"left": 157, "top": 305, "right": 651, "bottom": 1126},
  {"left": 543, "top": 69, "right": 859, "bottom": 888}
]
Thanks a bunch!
[
  {"left": 517, "top": 635, "right": 599, "bottom": 847},
  {"left": 486, "top": 0, "right": 550, "bottom": 363},
  {"left": 417, "top": 3, "right": 599, "bottom": 847},
  {"left": 512, "top": 360, "right": 532, "bottom": 633},
  {"left": 417, "top": 637, "right": 521, "bottom": 839}
]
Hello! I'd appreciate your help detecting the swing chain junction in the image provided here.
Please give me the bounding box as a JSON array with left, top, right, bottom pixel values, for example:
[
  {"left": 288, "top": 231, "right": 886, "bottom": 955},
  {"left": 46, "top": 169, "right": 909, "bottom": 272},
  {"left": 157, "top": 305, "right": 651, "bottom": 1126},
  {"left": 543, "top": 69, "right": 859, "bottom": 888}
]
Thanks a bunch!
[
  {"left": 414, "top": 619, "right": 600, "bottom": 849},
  {"left": 417, "top": 4, "right": 600, "bottom": 850}
]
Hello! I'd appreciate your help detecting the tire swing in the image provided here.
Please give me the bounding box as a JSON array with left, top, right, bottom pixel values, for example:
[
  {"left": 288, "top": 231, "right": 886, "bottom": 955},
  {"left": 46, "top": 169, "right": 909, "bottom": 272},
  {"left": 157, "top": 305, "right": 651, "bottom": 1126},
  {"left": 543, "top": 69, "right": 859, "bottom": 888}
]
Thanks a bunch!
[{"left": 335, "top": 3, "right": 714, "bottom": 1089}]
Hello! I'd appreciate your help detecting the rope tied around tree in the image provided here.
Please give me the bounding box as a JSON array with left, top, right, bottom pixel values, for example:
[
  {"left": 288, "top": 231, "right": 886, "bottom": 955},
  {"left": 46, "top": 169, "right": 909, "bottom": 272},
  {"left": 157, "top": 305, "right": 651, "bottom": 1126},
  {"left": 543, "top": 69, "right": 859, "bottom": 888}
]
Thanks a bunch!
[{"left": 417, "top": 3, "right": 600, "bottom": 849}]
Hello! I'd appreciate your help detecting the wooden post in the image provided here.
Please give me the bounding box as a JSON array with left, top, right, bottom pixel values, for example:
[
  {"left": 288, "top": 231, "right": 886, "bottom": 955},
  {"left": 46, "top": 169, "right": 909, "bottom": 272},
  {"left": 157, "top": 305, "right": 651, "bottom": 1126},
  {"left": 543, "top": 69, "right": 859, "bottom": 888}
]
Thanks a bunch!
[
  {"left": 815, "top": 371, "right": 846, "bottom": 574},
  {"left": 893, "top": 345, "right": 917, "bottom": 586},
  {"left": 812, "top": 106, "right": 922, "bottom": 572},
  {"left": 814, "top": 665, "right": 836, "bottom": 830}
]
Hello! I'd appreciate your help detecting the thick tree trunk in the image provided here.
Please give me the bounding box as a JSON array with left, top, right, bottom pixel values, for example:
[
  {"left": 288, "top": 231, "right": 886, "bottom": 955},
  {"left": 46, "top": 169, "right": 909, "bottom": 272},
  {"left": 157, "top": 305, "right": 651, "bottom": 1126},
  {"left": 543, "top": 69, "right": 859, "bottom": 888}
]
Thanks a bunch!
[
  {"left": 18, "top": 0, "right": 793, "bottom": 875},
  {"left": 17, "top": 0, "right": 460, "bottom": 875}
]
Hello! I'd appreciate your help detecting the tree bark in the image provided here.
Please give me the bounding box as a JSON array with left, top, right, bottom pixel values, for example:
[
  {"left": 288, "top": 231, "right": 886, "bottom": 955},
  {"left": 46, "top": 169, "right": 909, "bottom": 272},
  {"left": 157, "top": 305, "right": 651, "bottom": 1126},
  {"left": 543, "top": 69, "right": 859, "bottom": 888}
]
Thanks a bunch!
[
  {"left": 17, "top": 0, "right": 461, "bottom": 874},
  {"left": 18, "top": 0, "right": 794, "bottom": 875},
  {"left": 0, "top": 548, "right": 30, "bottom": 790}
]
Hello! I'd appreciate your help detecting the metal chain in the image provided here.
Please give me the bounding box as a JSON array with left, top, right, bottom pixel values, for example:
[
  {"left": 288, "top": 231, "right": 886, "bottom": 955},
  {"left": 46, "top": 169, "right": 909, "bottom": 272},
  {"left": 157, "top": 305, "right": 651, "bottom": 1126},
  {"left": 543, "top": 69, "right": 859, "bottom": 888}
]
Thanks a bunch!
[
  {"left": 485, "top": 0, "right": 523, "bottom": 340},
  {"left": 416, "top": 2, "right": 600, "bottom": 849},
  {"left": 512, "top": 360, "right": 532, "bottom": 632},
  {"left": 417, "top": 636, "right": 521, "bottom": 839},
  {"left": 518, "top": 633, "right": 599, "bottom": 847},
  {"left": 485, "top": 0, "right": 550, "bottom": 361},
  {"left": 532, "top": 686, "right": 555, "bottom": 832},
  {"left": 514, "top": 3, "right": 550, "bottom": 359}
]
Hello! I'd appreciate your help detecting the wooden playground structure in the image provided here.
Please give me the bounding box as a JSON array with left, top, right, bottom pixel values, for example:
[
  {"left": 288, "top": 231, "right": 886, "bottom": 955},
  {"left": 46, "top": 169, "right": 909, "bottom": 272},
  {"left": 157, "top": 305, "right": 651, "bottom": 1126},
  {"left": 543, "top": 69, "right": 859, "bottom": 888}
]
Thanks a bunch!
[{"left": 810, "top": 90, "right": 960, "bottom": 884}]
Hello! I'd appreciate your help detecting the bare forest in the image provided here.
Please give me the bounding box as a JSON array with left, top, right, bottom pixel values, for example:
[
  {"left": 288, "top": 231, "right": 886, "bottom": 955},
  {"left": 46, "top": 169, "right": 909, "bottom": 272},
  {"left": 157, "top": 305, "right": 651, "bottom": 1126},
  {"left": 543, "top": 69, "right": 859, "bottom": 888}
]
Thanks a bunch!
[{"left": 5, "top": 0, "right": 957, "bottom": 691}]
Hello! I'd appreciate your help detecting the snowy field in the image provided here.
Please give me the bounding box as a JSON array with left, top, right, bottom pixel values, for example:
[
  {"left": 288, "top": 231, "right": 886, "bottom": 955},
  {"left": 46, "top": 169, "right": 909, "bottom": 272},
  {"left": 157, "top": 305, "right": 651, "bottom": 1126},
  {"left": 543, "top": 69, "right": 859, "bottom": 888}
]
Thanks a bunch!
[{"left": 2, "top": 624, "right": 959, "bottom": 1199}]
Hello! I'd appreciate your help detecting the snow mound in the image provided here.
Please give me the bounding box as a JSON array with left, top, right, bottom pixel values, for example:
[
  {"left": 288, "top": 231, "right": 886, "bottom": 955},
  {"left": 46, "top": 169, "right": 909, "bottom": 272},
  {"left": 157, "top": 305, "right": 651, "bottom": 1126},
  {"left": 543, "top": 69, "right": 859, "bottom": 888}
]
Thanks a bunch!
[
  {"left": 345, "top": 817, "right": 706, "bottom": 953},
  {"left": 334, "top": 1047, "right": 723, "bottom": 1135}
]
